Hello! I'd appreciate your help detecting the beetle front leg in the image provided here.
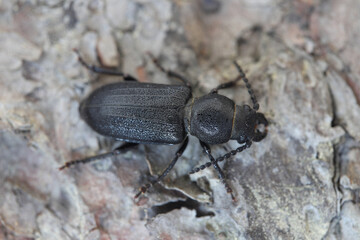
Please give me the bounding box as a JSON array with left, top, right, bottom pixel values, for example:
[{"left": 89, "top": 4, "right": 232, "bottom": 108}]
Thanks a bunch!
[
  {"left": 211, "top": 61, "right": 259, "bottom": 110},
  {"left": 199, "top": 141, "right": 236, "bottom": 201},
  {"left": 134, "top": 137, "right": 189, "bottom": 199},
  {"left": 59, "top": 142, "right": 138, "bottom": 170}
]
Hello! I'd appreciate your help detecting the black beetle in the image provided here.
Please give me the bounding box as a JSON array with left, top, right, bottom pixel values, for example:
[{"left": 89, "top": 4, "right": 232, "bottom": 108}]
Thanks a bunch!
[{"left": 60, "top": 51, "right": 268, "bottom": 201}]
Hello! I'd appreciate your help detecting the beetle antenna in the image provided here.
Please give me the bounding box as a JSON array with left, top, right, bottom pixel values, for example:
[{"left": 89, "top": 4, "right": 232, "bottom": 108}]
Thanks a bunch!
[
  {"left": 189, "top": 141, "right": 252, "bottom": 174},
  {"left": 233, "top": 61, "right": 259, "bottom": 111}
]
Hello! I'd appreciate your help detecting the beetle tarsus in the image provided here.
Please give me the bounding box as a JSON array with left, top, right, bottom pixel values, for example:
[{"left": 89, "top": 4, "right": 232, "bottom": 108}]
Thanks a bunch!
[{"left": 134, "top": 184, "right": 151, "bottom": 199}]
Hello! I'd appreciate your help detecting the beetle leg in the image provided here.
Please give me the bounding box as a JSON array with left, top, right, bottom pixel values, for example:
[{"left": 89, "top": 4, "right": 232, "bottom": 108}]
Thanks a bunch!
[
  {"left": 134, "top": 136, "right": 189, "bottom": 199},
  {"left": 211, "top": 75, "right": 242, "bottom": 94},
  {"left": 74, "top": 49, "right": 138, "bottom": 81},
  {"left": 212, "top": 61, "right": 259, "bottom": 111},
  {"left": 59, "top": 142, "right": 138, "bottom": 170},
  {"left": 199, "top": 141, "right": 236, "bottom": 201},
  {"left": 147, "top": 53, "right": 192, "bottom": 91},
  {"left": 190, "top": 141, "right": 252, "bottom": 174}
]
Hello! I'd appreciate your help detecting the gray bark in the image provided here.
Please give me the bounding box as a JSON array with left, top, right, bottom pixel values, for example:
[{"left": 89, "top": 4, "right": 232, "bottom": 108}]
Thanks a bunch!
[{"left": 0, "top": 0, "right": 359, "bottom": 239}]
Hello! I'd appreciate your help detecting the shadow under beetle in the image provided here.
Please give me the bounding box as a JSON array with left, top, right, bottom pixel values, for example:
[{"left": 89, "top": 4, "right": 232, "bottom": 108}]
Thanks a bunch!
[{"left": 60, "top": 51, "right": 268, "bottom": 201}]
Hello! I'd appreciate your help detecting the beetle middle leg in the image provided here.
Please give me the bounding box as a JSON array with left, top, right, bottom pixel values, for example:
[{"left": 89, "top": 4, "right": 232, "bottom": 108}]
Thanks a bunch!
[
  {"left": 147, "top": 53, "right": 192, "bottom": 91},
  {"left": 134, "top": 136, "right": 189, "bottom": 199},
  {"left": 59, "top": 142, "right": 138, "bottom": 170},
  {"left": 74, "top": 49, "right": 138, "bottom": 81},
  {"left": 199, "top": 141, "right": 236, "bottom": 201}
]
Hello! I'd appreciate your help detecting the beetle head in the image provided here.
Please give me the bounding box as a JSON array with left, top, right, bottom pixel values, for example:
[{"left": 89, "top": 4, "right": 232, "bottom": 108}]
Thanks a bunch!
[{"left": 231, "top": 105, "right": 268, "bottom": 143}]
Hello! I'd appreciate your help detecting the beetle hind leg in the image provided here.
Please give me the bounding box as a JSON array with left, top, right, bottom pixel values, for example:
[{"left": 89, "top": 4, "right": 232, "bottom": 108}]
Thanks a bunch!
[
  {"left": 59, "top": 142, "right": 138, "bottom": 170},
  {"left": 134, "top": 137, "right": 189, "bottom": 199}
]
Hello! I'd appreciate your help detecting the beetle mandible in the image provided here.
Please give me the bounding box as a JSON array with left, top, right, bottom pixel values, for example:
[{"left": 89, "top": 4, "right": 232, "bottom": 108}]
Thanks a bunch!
[{"left": 60, "top": 51, "right": 268, "bottom": 201}]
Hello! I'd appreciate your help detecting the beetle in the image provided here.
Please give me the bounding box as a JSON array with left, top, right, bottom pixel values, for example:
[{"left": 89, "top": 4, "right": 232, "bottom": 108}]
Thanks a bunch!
[{"left": 60, "top": 51, "right": 268, "bottom": 201}]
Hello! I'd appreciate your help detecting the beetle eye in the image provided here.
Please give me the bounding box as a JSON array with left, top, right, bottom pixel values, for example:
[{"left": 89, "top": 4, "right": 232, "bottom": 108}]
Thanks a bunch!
[
  {"left": 255, "top": 123, "right": 266, "bottom": 135},
  {"left": 252, "top": 113, "right": 268, "bottom": 142}
]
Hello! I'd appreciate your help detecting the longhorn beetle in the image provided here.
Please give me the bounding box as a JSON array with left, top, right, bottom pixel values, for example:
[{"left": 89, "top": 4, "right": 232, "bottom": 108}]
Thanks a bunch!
[{"left": 60, "top": 51, "right": 268, "bottom": 201}]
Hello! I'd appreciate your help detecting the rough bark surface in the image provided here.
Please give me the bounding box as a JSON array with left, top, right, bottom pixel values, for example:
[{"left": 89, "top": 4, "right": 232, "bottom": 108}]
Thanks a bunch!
[{"left": 0, "top": 0, "right": 359, "bottom": 239}]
